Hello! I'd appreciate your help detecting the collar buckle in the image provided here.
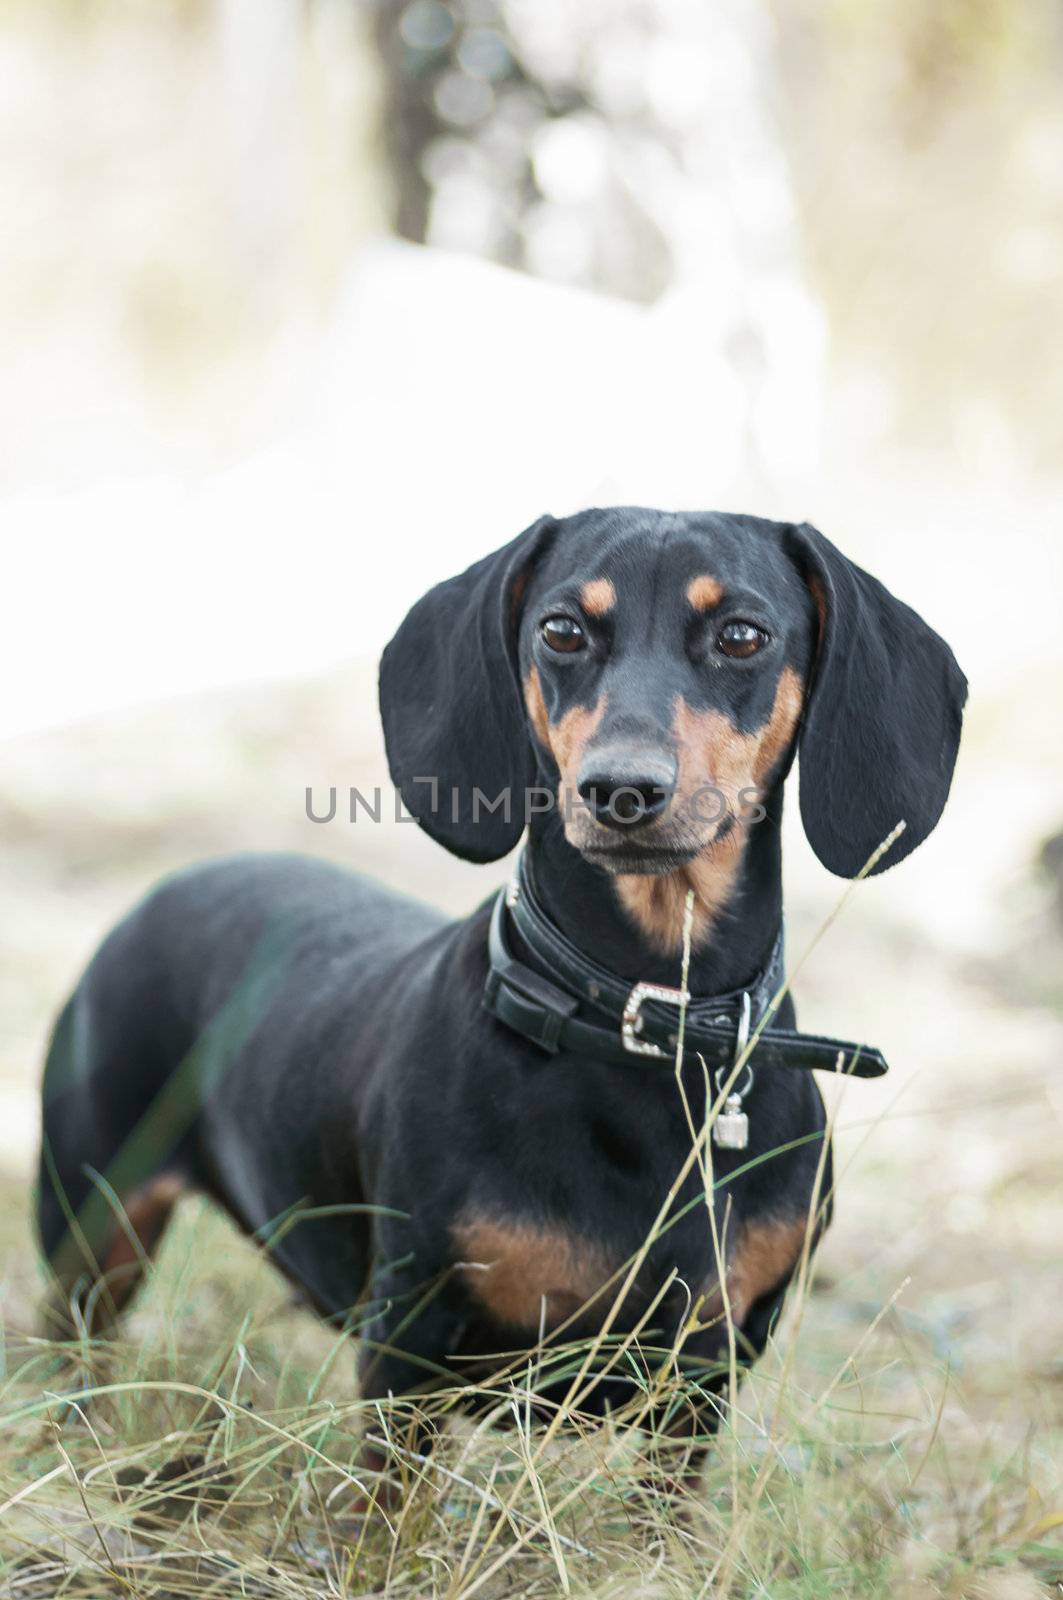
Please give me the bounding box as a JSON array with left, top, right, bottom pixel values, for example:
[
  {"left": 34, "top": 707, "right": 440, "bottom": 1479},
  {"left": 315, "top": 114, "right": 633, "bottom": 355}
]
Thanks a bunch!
[{"left": 621, "top": 981, "right": 690, "bottom": 1058}]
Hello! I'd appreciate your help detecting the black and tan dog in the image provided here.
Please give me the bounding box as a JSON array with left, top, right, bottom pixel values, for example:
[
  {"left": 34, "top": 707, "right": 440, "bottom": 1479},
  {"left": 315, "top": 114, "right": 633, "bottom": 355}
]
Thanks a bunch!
[{"left": 38, "top": 508, "right": 965, "bottom": 1498}]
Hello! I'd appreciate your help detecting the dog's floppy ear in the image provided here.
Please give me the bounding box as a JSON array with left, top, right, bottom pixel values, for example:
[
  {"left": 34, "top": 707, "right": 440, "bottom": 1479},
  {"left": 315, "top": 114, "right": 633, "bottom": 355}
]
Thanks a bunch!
[
  {"left": 379, "top": 515, "right": 558, "bottom": 862},
  {"left": 784, "top": 521, "right": 967, "bottom": 878}
]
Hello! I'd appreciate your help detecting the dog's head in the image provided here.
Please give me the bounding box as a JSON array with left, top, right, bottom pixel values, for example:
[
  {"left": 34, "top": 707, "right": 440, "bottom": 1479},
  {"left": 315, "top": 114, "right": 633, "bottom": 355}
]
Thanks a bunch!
[{"left": 380, "top": 507, "right": 966, "bottom": 887}]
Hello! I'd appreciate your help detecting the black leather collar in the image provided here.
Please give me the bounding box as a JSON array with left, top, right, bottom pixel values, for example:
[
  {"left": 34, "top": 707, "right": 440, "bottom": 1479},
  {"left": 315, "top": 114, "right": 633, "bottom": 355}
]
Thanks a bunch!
[{"left": 482, "top": 852, "right": 887, "bottom": 1078}]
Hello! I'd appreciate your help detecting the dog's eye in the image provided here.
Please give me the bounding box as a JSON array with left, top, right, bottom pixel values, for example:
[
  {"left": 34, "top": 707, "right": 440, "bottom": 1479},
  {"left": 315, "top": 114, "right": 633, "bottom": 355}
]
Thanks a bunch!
[
  {"left": 541, "top": 617, "right": 586, "bottom": 654},
  {"left": 717, "top": 621, "right": 769, "bottom": 659}
]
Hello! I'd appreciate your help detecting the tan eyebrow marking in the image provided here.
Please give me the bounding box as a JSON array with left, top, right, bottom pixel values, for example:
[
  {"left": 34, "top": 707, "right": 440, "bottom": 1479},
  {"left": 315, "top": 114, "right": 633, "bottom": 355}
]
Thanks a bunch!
[
  {"left": 580, "top": 578, "right": 616, "bottom": 617},
  {"left": 687, "top": 574, "right": 724, "bottom": 611}
]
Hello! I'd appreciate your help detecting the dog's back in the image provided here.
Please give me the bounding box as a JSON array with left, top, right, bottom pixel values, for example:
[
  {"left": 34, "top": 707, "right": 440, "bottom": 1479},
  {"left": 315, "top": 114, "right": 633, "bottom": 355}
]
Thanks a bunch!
[{"left": 38, "top": 853, "right": 445, "bottom": 1329}]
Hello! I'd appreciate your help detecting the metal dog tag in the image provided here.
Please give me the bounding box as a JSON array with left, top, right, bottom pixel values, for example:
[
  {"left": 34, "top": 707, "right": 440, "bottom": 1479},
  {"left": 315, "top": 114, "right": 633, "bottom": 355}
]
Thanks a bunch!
[{"left": 714, "top": 1093, "right": 749, "bottom": 1150}]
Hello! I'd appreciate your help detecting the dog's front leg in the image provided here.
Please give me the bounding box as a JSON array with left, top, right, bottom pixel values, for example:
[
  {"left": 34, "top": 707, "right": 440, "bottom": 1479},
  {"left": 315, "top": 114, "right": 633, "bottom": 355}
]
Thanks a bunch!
[{"left": 352, "top": 1263, "right": 461, "bottom": 1517}]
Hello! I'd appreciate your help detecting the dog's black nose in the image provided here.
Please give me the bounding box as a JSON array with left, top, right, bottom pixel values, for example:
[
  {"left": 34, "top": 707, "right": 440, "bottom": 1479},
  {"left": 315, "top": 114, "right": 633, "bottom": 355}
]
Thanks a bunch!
[{"left": 577, "top": 756, "right": 676, "bottom": 829}]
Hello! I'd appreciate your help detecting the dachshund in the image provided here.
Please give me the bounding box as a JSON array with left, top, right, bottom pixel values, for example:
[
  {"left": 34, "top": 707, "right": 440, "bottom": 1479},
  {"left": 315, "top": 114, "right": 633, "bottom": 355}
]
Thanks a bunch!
[{"left": 38, "top": 507, "right": 966, "bottom": 1503}]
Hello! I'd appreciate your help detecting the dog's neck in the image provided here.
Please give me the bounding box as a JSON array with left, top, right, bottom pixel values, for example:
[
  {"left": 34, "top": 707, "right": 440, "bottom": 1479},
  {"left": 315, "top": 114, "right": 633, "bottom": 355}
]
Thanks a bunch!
[{"left": 522, "top": 793, "right": 785, "bottom": 995}]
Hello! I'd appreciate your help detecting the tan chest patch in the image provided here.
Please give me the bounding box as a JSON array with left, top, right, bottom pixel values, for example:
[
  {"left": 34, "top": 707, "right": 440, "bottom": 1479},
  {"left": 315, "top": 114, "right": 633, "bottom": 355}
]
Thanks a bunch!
[
  {"left": 697, "top": 1213, "right": 810, "bottom": 1328},
  {"left": 451, "top": 1216, "right": 613, "bottom": 1331}
]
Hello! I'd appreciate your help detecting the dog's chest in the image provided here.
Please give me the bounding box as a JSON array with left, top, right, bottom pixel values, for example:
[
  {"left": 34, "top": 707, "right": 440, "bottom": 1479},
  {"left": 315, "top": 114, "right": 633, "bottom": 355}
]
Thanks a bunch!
[
  {"left": 450, "top": 1215, "right": 615, "bottom": 1331},
  {"left": 449, "top": 1208, "right": 809, "bottom": 1337}
]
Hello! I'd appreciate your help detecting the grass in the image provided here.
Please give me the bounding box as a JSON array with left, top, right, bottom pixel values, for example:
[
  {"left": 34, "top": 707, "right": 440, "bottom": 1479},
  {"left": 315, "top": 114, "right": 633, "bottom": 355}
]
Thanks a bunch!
[{"left": 2, "top": 1191, "right": 1061, "bottom": 1599}]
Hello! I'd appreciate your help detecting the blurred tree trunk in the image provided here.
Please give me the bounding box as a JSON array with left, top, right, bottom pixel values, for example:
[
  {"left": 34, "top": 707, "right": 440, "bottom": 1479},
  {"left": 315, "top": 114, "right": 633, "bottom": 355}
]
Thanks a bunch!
[
  {"left": 370, "top": 0, "right": 589, "bottom": 272},
  {"left": 369, "top": 0, "right": 823, "bottom": 495}
]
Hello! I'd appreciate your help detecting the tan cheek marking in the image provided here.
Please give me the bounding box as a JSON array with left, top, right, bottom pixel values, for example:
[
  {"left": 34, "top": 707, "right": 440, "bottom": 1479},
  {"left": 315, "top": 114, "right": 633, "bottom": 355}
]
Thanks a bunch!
[
  {"left": 751, "top": 666, "right": 805, "bottom": 784},
  {"left": 672, "top": 666, "right": 804, "bottom": 806},
  {"left": 451, "top": 1217, "right": 612, "bottom": 1330},
  {"left": 523, "top": 667, "right": 607, "bottom": 785},
  {"left": 673, "top": 699, "right": 747, "bottom": 797},
  {"left": 580, "top": 577, "right": 616, "bottom": 616},
  {"left": 523, "top": 664, "right": 551, "bottom": 748},
  {"left": 687, "top": 574, "right": 724, "bottom": 611},
  {"left": 551, "top": 695, "right": 608, "bottom": 776}
]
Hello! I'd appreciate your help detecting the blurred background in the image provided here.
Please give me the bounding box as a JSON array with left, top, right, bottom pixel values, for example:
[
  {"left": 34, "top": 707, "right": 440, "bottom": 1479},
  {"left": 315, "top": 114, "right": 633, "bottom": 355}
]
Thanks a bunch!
[{"left": 2, "top": 0, "right": 1063, "bottom": 1519}]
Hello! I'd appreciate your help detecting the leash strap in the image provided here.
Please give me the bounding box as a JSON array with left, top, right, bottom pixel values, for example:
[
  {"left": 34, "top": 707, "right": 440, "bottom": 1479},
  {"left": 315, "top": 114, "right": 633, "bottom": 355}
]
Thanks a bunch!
[{"left": 482, "top": 857, "right": 888, "bottom": 1079}]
